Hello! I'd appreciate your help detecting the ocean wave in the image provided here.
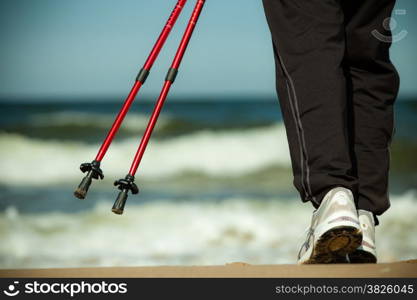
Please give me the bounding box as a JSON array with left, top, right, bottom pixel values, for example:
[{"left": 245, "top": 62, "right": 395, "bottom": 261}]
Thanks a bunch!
[
  {"left": 0, "top": 124, "right": 291, "bottom": 186},
  {"left": 3, "top": 111, "right": 277, "bottom": 141},
  {"left": 1, "top": 191, "right": 416, "bottom": 268},
  {"left": 29, "top": 111, "right": 170, "bottom": 132}
]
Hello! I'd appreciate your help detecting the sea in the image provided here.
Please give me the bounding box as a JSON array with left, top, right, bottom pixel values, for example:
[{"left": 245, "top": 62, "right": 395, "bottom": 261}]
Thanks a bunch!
[{"left": 0, "top": 98, "right": 416, "bottom": 268}]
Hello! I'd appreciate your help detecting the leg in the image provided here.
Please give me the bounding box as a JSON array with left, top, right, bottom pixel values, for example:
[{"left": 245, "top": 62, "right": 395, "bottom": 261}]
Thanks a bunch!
[
  {"left": 342, "top": 0, "right": 400, "bottom": 225},
  {"left": 262, "top": 0, "right": 358, "bottom": 207}
]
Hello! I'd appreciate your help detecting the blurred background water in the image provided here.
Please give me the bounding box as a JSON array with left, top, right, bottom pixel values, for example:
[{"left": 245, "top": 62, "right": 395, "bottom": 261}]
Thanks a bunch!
[
  {"left": 0, "top": 100, "right": 416, "bottom": 268},
  {"left": 0, "top": 0, "right": 417, "bottom": 268}
]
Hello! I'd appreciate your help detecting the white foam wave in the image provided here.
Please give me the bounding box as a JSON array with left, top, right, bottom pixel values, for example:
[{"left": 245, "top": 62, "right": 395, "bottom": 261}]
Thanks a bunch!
[
  {"left": 30, "top": 111, "right": 170, "bottom": 131},
  {"left": 1, "top": 191, "right": 416, "bottom": 268},
  {"left": 0, "top": 124, "right": 291, "bottom": 186}
]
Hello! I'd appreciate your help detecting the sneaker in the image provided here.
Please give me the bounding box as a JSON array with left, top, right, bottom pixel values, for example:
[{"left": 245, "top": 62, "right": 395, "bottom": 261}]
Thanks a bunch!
[
  {"left": 348, "top": 209, "right": 377, "bottom": 263},
  {"left": 297, "top": 187, "right": 363, "bottom": 264}
]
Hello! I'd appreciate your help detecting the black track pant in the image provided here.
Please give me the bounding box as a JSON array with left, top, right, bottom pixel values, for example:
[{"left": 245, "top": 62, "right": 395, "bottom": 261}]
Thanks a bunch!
[{"left": 262, "top": 0, "right": 400, "bottom": 225}]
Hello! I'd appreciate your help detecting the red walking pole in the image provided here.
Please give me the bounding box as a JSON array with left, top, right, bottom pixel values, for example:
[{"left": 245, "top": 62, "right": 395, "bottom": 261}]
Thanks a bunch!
[
  {"left": 74, "top": 0, "right": 188, "bottom": 200},
  {"left": 112, "top": 0, "right": 206, "bottom": 214}
]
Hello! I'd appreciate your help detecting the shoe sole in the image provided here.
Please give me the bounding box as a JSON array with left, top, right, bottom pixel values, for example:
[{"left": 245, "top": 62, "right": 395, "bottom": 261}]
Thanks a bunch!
[
  {"left": 304, "top": 226, "right": 362, "bottom": 264},
  {"left": 348, "top": 250, "right": 377, "bottom": 263}
]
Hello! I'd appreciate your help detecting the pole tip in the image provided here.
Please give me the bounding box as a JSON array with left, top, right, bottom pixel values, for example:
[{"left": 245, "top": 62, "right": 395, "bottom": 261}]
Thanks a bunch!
[
  {"left": 111, "top": 207, "right": 124, "bottom": 215},
  {"left": 74, "top": 188, "right": 87, "bottom": 199},
  {"left": 112, "top": 189, "right": 128, "bottom": 215},
  {"left": 74, "top": 173, "right": 93, "bottom": 199},
  {"left": 74, "top": 161, "right": 104, "bottom": 200}
]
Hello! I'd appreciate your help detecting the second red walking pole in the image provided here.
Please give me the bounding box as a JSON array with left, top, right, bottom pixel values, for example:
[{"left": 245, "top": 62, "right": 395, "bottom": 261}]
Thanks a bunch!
[{"left": 112, "top": 0, "right": 206, "bottom": 214}]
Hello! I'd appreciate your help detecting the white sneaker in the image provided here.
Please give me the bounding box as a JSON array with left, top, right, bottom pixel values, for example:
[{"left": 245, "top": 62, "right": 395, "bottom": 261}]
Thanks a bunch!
[
  {"left": 348, "top": 209, "right": 377, "bottom": 263},
  {"left": 297, "top": 187, "right": 363, "bottom": 264}
]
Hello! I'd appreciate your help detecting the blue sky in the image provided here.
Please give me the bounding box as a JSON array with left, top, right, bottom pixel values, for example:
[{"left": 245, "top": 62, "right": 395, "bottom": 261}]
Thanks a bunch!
[{"left": 0, "top": 0, "right": 416, "bottom": 101}]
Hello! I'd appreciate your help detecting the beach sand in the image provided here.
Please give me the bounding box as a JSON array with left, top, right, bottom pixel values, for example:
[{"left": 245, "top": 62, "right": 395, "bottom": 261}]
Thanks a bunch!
[{"left": 1, "top": 260, "right": 416, "bottom": 278}]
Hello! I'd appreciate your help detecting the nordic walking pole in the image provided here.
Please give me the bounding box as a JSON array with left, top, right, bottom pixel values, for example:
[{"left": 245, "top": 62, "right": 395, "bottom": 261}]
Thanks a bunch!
[
  {"left": 112, "top": 0, "right": 206, "bottom": 214},
  {"left": 74, "top": 0, "right": 188, "bottom": 200}
]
